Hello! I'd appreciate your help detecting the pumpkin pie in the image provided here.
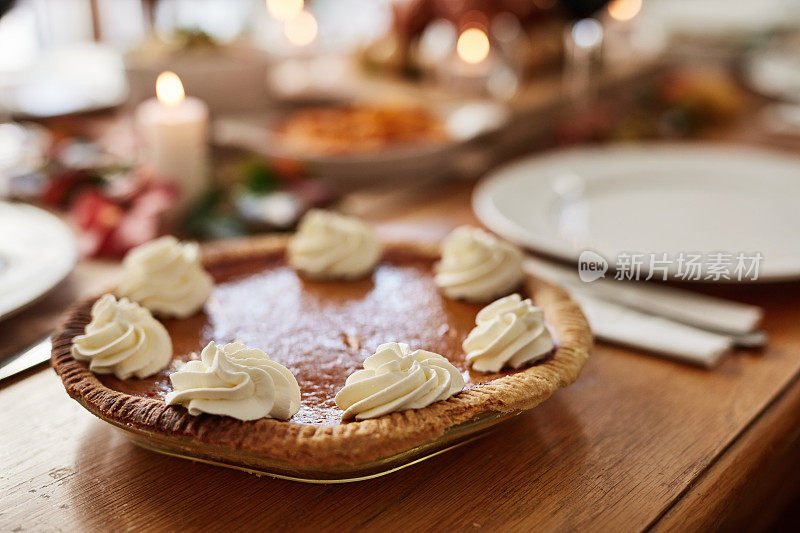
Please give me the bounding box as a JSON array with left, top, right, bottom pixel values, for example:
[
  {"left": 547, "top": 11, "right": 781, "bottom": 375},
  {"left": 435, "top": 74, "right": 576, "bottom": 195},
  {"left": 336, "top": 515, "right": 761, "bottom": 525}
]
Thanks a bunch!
[{"left": 51, "top": 235, "right": 591, "bottom": 475}]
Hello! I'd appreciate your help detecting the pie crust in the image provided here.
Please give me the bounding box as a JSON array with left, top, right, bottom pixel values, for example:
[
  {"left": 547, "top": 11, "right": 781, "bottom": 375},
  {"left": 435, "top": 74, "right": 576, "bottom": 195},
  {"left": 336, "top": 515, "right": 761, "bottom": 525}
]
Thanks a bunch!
[{"left": 51, "top": 235, "right": 591, "bottom": 468}]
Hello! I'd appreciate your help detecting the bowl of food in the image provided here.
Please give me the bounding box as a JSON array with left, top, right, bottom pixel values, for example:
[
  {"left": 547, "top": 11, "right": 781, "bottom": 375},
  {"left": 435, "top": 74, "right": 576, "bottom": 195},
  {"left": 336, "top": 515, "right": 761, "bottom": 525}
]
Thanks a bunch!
[{"left": 214, "top": 101, "right": 509, "bottom": 183}]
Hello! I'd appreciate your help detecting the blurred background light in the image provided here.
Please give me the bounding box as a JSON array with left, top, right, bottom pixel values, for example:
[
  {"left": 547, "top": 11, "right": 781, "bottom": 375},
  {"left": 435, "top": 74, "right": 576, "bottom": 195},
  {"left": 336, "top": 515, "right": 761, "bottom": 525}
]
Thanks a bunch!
[
  {"left": 608, "top": 0, "right": 643, "bottom": 22},
  {"left": 457, "top": 28, "right": 490, "bottom": 65},
  {"left": 572, "top": 18, "right": 603, "bottom": 49},
  {"left": 284, "top": 9, "right": 317, "bottom": 47},
  {"left": 266, "top": 0, "right": 303, "bottom": 23}
]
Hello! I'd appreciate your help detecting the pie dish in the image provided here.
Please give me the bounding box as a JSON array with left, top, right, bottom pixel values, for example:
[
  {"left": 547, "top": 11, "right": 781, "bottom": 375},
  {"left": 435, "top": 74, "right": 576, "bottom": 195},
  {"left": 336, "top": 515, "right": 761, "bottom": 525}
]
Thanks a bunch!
[{"left": 52, "top": 235, "right": 591, "bottom": 481}]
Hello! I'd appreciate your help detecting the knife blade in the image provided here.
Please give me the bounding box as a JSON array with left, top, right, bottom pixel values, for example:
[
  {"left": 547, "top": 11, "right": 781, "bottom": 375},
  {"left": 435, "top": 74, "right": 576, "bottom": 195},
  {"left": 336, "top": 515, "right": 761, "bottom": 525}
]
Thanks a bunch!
[{"left": 0, "top": 336, "right": 52, "bottom": 382}]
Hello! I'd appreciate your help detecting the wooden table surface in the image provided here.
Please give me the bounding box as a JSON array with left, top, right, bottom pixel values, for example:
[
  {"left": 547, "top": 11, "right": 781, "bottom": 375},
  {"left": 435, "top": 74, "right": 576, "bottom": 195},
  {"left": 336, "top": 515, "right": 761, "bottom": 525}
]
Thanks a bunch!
[{"left": 3, "top": 182, "right": 800, "bottom": 532}]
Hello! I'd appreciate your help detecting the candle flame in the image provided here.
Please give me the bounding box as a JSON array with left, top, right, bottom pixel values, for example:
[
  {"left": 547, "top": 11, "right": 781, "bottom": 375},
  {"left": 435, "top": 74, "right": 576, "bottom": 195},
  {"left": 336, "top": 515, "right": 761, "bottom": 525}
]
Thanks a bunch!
[
  {"left": 457, "top": 28, "right": 490, "bottom": 65},
  {"left": 267, "top": 0, "right": 303, "bottom": 22},
  {"left": 156, "top": 71, "right": 185, "bottom": 106},
  {"left": 608, "top": 0, "right": 642, "bottom": 22},
  {"left": 284, "top": 10, "right": 317, "bottom": 46}
]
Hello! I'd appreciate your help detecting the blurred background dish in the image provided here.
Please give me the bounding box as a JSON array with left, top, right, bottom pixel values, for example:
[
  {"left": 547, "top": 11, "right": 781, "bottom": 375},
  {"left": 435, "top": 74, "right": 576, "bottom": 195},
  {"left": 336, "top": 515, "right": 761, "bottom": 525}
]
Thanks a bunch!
[
  {"left": 0, "top": 201, "right": 77, "bottom": 320},
  {"left": 0, "top": 0, "right": 778, "bottom": 250},
  {"left": 214, "top": 100, "right": 510, "bottom": 183},
  {"left": 0, "top": 43, "right": 127, "bottom": 118},
  {"left": 473, "top": 144, "right": 800, "bottom": 282}
]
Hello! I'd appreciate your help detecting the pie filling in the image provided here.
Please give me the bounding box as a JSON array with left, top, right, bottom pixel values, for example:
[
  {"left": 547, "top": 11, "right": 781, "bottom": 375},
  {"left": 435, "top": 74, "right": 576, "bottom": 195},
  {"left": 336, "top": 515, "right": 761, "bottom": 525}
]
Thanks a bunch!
[{"left": 98, "top": 249, "right": 553, "bottom": 425}]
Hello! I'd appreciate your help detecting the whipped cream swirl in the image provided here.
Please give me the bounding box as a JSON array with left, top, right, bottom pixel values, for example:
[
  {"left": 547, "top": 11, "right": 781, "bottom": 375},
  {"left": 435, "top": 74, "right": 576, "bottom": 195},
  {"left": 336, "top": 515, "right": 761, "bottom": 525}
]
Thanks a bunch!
[
  {"left": 165, "top": 341, "right": 301, "bottom": 421},
  {"left": 335, "top": 342, "right": 464, "bottom": 420},
  {"left": 463, "top": 293, "right": 554, "bottom": 372},
  {"left": 118, "top": 236, "right": 213, "bottom": 318},
  {"left": 71, "top": 294, "right": 172, "bottom": 380},
  {"left": 288, "top": 210, "right": 381, "bottom": 279},
  {"left": 435, "top": 226, "right": 524, "bottom": 302}
]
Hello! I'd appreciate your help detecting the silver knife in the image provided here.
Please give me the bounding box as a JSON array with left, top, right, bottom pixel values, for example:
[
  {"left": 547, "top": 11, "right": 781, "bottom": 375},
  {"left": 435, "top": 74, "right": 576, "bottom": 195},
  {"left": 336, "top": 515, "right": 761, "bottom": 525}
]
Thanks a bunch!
[{"left": 0, "top": 336, "right": 52, "bottom": 382}]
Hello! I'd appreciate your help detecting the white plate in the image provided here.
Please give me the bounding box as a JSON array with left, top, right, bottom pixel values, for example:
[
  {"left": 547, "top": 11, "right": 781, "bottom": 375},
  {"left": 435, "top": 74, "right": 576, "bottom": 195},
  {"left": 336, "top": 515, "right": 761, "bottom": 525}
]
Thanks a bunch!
[
  {"left": 0, "top": 203, "right": 77, "bottom": 320},
  {"left": 473, "top": 144, "right": 800, "bottom": 282}
]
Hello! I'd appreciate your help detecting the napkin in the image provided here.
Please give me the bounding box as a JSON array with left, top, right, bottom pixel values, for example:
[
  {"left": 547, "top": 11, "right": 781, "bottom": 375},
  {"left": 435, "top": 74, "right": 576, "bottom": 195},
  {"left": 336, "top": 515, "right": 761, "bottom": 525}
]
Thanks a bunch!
[
  {"left": 569, "top": 293, "right": 731, "bottom": 368},
  {"left": 524, "top": 257, "right": 765, "bottom": 368},
  {"left": 525, "top": 257, "right": 762, "bottom": 335}
]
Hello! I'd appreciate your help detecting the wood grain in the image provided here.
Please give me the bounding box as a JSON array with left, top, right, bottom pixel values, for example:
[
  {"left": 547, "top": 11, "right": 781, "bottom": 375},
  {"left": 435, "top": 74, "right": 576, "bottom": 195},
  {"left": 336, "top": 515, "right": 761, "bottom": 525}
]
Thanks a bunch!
[
  {"left": 653, "top": 372, "right": 800, "bottom": 532},
  {"left": 3, "top": 182, "right": 800, "bottom": 532}
]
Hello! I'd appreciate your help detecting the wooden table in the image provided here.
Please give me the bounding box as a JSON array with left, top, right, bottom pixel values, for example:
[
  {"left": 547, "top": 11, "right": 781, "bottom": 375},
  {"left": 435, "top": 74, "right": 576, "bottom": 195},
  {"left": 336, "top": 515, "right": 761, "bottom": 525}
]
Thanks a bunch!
[{"left": 3, "top": 182, "right": 800, "bottom": 532}]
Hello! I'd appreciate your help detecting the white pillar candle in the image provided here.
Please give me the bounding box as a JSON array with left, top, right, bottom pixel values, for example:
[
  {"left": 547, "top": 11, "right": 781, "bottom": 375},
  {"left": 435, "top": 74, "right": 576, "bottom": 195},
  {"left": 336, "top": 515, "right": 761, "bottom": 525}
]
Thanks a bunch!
[{"left": 135, "top": 71, "right": 209, "bottom": 211}]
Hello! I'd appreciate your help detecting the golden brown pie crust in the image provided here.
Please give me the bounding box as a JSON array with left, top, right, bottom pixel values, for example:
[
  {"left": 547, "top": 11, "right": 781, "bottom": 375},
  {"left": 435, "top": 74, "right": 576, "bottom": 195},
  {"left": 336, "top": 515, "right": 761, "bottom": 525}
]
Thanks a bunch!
[{"left": 51, "top": 236, "right": 592, "bottom": 467}]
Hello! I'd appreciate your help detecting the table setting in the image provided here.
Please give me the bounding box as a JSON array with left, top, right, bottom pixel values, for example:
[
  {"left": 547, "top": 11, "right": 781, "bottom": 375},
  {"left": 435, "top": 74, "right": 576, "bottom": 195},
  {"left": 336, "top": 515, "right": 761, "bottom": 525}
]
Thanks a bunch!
[{"left": 2, "top": 0, "right": 800, "bottom": 531}]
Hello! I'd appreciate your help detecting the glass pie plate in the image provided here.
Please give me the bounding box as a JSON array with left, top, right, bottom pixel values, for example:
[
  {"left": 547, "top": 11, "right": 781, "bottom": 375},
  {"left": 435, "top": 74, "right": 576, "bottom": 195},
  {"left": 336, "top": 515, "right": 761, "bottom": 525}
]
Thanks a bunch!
[
  {"left": 79, "top": 395, "right": 522, "bottom": 483},
  {"left": 52, "top": 237, "right": 591, "bottom": 483}
]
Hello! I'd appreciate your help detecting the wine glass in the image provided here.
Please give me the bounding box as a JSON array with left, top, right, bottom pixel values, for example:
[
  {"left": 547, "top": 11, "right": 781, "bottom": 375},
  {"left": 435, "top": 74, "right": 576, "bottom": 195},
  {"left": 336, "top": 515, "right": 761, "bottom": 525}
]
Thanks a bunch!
[{"left": 559, "top": 0, "right": 611, "bottom": 106}]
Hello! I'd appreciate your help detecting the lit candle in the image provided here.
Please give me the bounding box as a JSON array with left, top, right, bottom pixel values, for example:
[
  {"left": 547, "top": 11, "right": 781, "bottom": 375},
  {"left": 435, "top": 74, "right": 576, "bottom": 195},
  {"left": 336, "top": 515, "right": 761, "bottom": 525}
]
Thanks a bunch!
[{"left": 135, "top": 71, "right": 209, "bottom": 211}]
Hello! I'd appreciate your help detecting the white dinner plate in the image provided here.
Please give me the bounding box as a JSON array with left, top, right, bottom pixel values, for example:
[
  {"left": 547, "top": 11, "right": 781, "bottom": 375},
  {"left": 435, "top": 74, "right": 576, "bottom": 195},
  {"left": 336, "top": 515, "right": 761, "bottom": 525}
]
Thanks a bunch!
[
  {"left": 0, "top": 202, "right": 77, "bottom": 320},
  {"left": 473, "top": 144, "right": 800, "bottom": 282}
]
